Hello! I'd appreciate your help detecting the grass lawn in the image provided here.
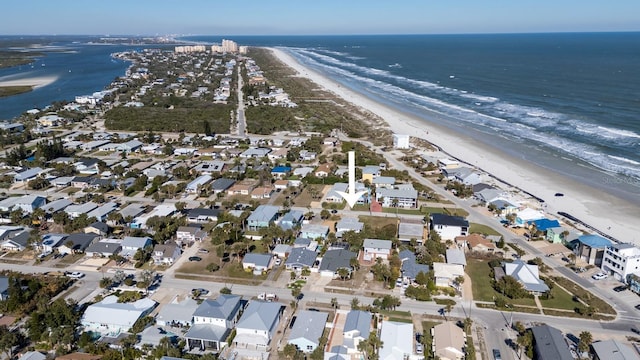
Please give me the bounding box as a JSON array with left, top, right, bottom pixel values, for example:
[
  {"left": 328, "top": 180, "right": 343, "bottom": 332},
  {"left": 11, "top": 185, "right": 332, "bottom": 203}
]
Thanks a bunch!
[
  {"left": 292, "top": 186, "right": 316, "bottom": 208},
  {"left": 421, "top": 206, "right": 469, "bottom": 217},
  {"left": 550, "top": 276, "right": 615, "bottom": 315},
  {"left": 358, "top": 215, "right": 398, "bottom": 236},
  {"left": 382, "top": 207, "right": 423, "bottom": 215},
  {"left": 469, "top": 223, "right": 502, "bottom": 236},
  {"left": 539, "top": 284, "right": 577, "bottom": 311},
  {"left": 465, "top": 258, "right": 535, "bottom": 306}
]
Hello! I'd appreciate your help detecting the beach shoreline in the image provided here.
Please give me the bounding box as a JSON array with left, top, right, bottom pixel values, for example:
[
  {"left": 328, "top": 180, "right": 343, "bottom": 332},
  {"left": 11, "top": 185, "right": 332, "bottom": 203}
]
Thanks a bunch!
[{"left": 267, "top": 47, "right": 640, "bottom": 243}]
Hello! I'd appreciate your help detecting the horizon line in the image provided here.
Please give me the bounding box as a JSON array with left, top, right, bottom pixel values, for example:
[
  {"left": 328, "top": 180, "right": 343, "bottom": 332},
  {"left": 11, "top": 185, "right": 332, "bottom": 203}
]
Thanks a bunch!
[{"left": 2, "top": 30, "right": 640, "bottom": 37}]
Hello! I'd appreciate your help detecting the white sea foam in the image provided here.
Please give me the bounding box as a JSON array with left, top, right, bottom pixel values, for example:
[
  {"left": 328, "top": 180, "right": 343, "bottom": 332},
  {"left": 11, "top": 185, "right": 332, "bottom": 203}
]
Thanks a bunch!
[{"left": 288, "top": 47, "right": 640, "bottom": 180}]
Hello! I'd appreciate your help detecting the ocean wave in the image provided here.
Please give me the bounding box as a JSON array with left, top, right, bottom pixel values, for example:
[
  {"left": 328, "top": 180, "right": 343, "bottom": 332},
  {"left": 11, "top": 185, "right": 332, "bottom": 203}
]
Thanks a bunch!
[
  {"left": 459, "top": 93, "right": 499, "bottom": 103},
  {"left": 287, "top": 47, "right": 640, "bottom": 180},
  {"left": 388, "top": 63, "right": 402, "bottom": 68}
]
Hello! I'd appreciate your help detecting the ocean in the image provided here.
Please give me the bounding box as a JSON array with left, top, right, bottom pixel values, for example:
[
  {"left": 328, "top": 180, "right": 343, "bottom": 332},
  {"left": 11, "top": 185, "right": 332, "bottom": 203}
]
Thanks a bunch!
[{"left": 1, "top": 33, "right": 639, "bottom": 202}]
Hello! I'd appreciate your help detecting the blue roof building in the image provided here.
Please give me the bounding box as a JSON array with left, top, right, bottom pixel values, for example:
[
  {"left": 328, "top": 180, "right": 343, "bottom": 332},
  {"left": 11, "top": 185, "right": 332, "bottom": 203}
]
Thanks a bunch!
[
  {"left": 528, "top": 219, "right": 561, "bottom": 232},
  {"left": 576, "top": 234, "right": 612, "bottom": 266}
]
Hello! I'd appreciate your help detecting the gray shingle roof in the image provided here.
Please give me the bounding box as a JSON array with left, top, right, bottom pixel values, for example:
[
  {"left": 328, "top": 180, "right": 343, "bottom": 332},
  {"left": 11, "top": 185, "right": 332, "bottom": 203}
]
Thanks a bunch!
[
  {"left": 288, "top": 310, "right": 328, "bottom": 346},
  {"left": 319, "top": 249, "right": 356, "bottom": 272},
  {"left": 236, "top": 301, "right": 283, "bottom": 332},
  {"left": 285, "top": 248, "right": 317, "bottom": 268},
  {"left": 531, "top": 325, "right": 573, "bottom": 360},
  {"left": 193, "top": 294, "right": 242, "bottom": 320}
]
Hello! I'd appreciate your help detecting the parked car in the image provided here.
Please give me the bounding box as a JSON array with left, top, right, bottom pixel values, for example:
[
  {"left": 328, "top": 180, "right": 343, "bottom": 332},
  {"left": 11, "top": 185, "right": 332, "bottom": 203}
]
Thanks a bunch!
[
  {"left": 592, "top": 272, "right": 608, "bottom": 280},
  {"left": 66, "top": 271, "right": 85, "bottom": 279},
  {"left": 188, "top": 256, "right": 202, "bottom": 262},
  {"left": 198, "top": 248, "right": 209, "bottom": 254},
  {"left": 613, "top": 285, "right": 628, "bottom": 292},
  {"left": 635, "top": 304, "right": 640, "bottom": 310},
  {"left": 191, "top": 288, "right": 210, "bottom": 297},
  {"left": 415, "top": 343, "right": 423, "bottom": 354},
  {"left": 492, "top": 349, "right": 502, "bottom": 360},
  {"left": 274, "top": 258, "right": 282, "bottom": 266},
  {"left": 632, "top": 327, "right": 640, "bottom": 335}
]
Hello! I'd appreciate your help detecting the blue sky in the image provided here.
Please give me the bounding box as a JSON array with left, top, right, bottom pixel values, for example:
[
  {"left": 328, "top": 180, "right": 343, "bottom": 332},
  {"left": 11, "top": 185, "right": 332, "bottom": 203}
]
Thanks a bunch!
[{"left": 3, "top": 0, "right": 639, "bottom": 35}]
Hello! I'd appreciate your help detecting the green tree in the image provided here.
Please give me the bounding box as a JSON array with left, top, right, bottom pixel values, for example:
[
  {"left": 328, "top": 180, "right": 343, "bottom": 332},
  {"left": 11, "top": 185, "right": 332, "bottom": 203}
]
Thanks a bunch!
[{"left": 577, "top": 331, "right": 593, "bottom": 357}]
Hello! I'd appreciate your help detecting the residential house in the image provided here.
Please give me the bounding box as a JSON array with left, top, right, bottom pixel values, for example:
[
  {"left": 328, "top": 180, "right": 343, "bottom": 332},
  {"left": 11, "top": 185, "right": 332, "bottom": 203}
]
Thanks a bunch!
[
  {"left": 455, "top": 233, "right": 496, "bottom": 253},
  {"left": 285, "top": 248, "right": 317, "bottom": 272},
  {"left": 156, "top": 295, "right": 199, "bottom": 327},
  {"left": 433, "top": 322, "right": 465, "bottom": 360},
  {"left": 250, "top": 186, "right": 273, "bottom": 199},
  {"left": 379, "top": 321, "right": 419, "bottom": 360},
  {"left": 185, "top": 294, "right": 244, "bottom": 352},
  {"left": 342, "top": 310, "right": 371, "bottom": 353},
  {"left": 398, "top": 221, "right": 427, "bottom": 245},
  {"left": 323, "top": 137, "right": 339, "bottom": 147},
  {"left": 19, "top": 352, "right": 46, "bottom": 360},
  {"left": 176, "top": 226, "right": 207, "bottom": 246},
  {"left": 546, "top": 226, "right": 568, "bottom": 244},
  {"left": 362, "top": 239, "right": 393, "bottom": 261},
  {"left": 0, "top": 229, "right": 30, "bottom": 252},
  {"left": 335, "top": 217, "right": 364, "bottom": 238},
  {"left": 325, "top": 183, "right": 348, "bottom": 203},
  {"left": 40, "top": 233, "right": 66, "bottom": 253},
  {"left": 530, "top": 325, "right": 574, "bottom": 360},
  {"left": 376, "top": 185, "right": 418, "bottom": 208},
  {"left": 81, "top": 295, "right": 156, "bottom": 336},
  {"left": 13, "top": 195, "right": 47, "bottom": 214},
  {"left": 500, "top": 260, "right": 550, "bottom": 295},
  {"left": 226, "top": 183, "right": 253, "bottom": 196},
  {"left": 186, "top": 208, "right": 220, "bottom": 224},
  {"left": 515, "top": 208, "right": 545, "bottom": 227},
  {"left": 270, "top": 166, "right": 291, "bottom": 178},
  {"left": 527, "top": 218, "right": 561, "bottom": 233},
  {"left": 272, "top": 244, "right": 291, "bottom": 258},
  {"left": 131, "top": 204, "right": 176, "bottom": 229},
  {"left": 372, "top": 176, "right": 395, "bottom": 189},
  {"left": 392, "top": 134, "right": 410, "bottom": 149},
  {"left": 288, "top": 310, "right": 328, "bottom": 353},
  {"left": 361, "top": 166, "right": 380, "bottom": 183},
  {"left": 591, "top": 340, "right": 640, "bottom": 360},
  {"left": 84, "top": 221, "right": 109, "bottom": 237},
  {"left": 85, "top": 238, "right": 122, "bottom": 258},
  {"left": 13, "top": 167, "right": 44, "bottom": 184},
  {"left": 41, "top": 198, "right": 71, "bottom": 217},
  {"left": 152, "top": 242, "right": 181, "bottom": 265},
  {"left": 57, "top": 233, "right": 100, "bottom": 254},
  {"left": 65, "top": 202, "right": 99, "bottom": 219},
  {"left": 314, "top": 164, "right": 332, "bottom": 178},
  {"left": 602, "top": 243, "right": 640, "bottom": 282},
  {"left": 300, "top": 224, "right": 329, "bottom": 240},
  {"left": 186, "top": 175, "right": 212, "bottom": 194},
  {"left": 246, "top": 205, "right": 279, "bottom": 231},
  {"left": 211, "top": 178, "right": 236, "bottom": 194},
  {"left": 242, "top": 253, "right": 273, "bottom": 275},
  {"left": 446, "top": 248, "right": 467, "bottom": 268},
  {"left": 575, "top": 234, "right": 612, "bottom": 266},
  {"left": 279, "top": 210, "right": 304, "bottom": 231},
  {"left": 293, "top": 166, "right": 314, "bottom": 178},
  {"left": 433, "top": 262, "right": 465, "bottom": 288},
  {"left": 319, "top": 249, "right": 356, "bottom": 277},
  {"left": 240, "top": 147, "right": 271, "bottom": 158},
  {"left": 233, "top": 301, "right": 284, "bottom": 351},
  {"left": 273, "top": 179, "right": 289, "bottom": 190},
  {"left": 399, "top": 250, "right": 430, "bottom": 284},
  {"left": 120, "top": 236, "right": 153, "bottom": 258},
  {"left": 430, "top": 213, "right": 469, "bottom": 240}
]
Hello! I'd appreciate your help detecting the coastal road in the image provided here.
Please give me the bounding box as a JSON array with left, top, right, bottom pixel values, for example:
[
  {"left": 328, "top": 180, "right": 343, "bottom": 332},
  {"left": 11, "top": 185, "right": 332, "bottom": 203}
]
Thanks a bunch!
[{"left": 236, "top": 65, "right": 246, "bottom": 137}]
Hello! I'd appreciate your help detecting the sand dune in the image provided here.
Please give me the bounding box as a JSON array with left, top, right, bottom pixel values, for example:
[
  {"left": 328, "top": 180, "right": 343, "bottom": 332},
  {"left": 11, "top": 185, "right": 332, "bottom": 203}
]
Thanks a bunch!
[{"left": 268, "top": 47, "right": 640, "bottom": 244}]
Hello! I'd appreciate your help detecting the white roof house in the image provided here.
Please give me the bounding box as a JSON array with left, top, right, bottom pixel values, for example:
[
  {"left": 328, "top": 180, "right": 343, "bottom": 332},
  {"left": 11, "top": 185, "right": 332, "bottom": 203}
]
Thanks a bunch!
[
  {"left": 81, "top": 295, "right": 156, "bottom": 336},
  {"left": 379, "top": 321, "right": 417, "bottom": 360},
  {"left": 288, "top": 310, "right": 329, "bottom": 353},
  {"left": 433, "top": 262, "right": 465, "bottom": 288}
]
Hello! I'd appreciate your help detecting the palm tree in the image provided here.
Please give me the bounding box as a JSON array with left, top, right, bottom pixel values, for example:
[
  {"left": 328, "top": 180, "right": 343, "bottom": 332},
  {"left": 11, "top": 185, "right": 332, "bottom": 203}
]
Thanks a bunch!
[{"left": 577, "top": 331, "right": 593, "bottom": 357}]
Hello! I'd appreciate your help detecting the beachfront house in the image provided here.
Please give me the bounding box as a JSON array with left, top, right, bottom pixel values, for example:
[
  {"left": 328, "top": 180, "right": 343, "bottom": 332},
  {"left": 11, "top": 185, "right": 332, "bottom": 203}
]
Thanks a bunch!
[
  {"left": 601, "top": 243, "right": 640, "bottom": 282},
  {"left": 575, "top": 234, "right": 612, "bottom": 266}
]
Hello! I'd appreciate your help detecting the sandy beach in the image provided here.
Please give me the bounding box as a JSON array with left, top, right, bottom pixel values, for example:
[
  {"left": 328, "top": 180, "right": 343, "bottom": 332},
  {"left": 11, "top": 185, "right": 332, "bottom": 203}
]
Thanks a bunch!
[
  {"left": 0, "top": 75, "right": 58, "bottom": 89},
  {"left": 268, "top": 47, "right": 640, "bottom": 244}
]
